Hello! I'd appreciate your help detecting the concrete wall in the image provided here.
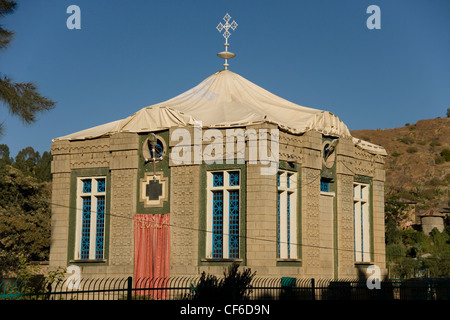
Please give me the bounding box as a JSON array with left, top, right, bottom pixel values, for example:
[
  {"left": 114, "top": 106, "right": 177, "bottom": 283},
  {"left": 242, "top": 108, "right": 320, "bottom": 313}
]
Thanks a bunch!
[{"left": 421, "top": 216, "right": 444, "bottom": 235}]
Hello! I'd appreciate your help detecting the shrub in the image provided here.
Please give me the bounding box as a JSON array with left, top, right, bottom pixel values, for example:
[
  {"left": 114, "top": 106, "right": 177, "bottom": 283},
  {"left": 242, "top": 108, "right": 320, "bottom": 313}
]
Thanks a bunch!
[
  {"left": 430, "top": 141, "right": 441, "bottom": 147},
  {"left": 398, "top": 136, "right": 414, "bottom": 145},
  {"left": 426, "top": 177, "right": 442, "bottom": 186},
  {"left": 188, "top": 263, "right": 256, "bottom": 300},
  {"left": 391, "top": 152, "right": 402, "bottom": 157},
  {"left": 440, "top": 149, "right": 450, "bottom": 161},
  {"left": 406, "top": 147, "right": 418, "bottom": 153},
  {"left": 435, "top": 155, "right": 445, "bottom": 164}
]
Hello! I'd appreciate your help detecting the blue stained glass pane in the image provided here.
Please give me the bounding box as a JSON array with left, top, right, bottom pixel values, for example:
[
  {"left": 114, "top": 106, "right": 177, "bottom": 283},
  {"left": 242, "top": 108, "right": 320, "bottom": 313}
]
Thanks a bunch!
[
  {"left": 353, "top": 201, "right": 356, "bottom": 260},
  {"left": 156, "top": 140, "right": 164, "bottom": 158},
  {"left": 213, "top": 172, "right": 224, "bottom": 187},
  {"left": 229, "top": 171, "right": 240, "bottom": 186},
  {"left": 287, "top": 193, "right": 291, "bottom": 258},
  {"left": 277, "top": 172, "right": 281, "bottom": 187},
  {"left": 361, "top": 203, "right": 364, "bottom": 261},
  {"left": 97, "top": 178, "right": 106, "bottom": 193},
  {"left": 83, "top": 179, "right": 92, "bottom": 193},
  {"left": 287, "top": 174, "right": 290, "bottom": 188},
  {"left": 229, "top": 190, "right": 239, "bottom": 259},
  {"left": 95, "top": 196, "right": 105, "bottom": 260},
  {"left": 81, "top": 197, "right": 91, "bottom": 259},
  {"left": 277, "top": 192, "right": 281, "bottom": 258},
  {"left": 320, "top": 180, "right": 329, "bottom": 192},
  {"left": 212, "top": 191, "right": 223, "bottom": 258}
]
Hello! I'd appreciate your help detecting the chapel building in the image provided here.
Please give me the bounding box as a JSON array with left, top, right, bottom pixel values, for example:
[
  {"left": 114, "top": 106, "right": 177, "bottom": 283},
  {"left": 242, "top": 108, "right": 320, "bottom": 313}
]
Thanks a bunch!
[{"left": 49, "top": 67, "right": 387, "bottom": 281}]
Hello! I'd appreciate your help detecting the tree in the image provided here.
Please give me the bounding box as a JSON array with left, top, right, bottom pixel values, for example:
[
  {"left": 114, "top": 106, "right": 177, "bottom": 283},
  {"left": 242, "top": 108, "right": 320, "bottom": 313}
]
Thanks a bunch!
[
  {"left": 0, "top": 165, "right": 51, "bottom": 277},
  {"left": 0, "top": 143, "right": 12, "bottom": 166},
  {"left": 0, "top": 144, "right": 52, "bottom": 277},
  {"left": 447, "top": 108, "right": 450, "bottom": 117},
  {"left": 0, "top": 0, "right": 55, "bottom": 136},
  {"left": 14, "top": 146, "right": 40, "bottom": 175}
]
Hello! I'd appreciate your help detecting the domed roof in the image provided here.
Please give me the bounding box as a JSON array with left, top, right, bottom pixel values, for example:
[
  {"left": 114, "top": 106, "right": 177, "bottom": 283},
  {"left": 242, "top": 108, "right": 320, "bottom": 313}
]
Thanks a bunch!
[{"left": 54, "top": 69, "right": 352, "bottom": 141}]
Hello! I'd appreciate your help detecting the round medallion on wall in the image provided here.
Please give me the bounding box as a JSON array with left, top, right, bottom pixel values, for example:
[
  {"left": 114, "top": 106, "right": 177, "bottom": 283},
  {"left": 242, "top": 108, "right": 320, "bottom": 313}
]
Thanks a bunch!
[
  {"left": 142, "top": 133, "right": 166, "bottom": 161},
  {"left": 322, "top": 139, "right": 338, "bottom": 168}
]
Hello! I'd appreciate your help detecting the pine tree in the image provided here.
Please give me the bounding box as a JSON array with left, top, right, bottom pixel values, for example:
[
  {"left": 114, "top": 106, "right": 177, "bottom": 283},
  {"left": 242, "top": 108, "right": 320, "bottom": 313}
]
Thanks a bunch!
[{"left": 0, "top": 0, "right": 55, "bottom": 135}]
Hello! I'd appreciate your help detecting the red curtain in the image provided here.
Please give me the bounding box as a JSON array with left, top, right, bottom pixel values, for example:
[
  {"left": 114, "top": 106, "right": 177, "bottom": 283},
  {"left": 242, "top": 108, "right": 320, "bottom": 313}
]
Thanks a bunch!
[{"left": 134, "top": 214, "right": 170, "bottom": 299}]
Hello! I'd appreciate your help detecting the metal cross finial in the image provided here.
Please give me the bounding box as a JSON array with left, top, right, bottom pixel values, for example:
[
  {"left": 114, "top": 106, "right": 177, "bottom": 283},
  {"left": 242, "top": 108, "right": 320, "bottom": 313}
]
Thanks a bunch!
[
  {"left": 217, "top": 13, "right": 238, "bottom": 43},
  {"left": 216, "top": 13, "right": 238, "bottom": 70}
]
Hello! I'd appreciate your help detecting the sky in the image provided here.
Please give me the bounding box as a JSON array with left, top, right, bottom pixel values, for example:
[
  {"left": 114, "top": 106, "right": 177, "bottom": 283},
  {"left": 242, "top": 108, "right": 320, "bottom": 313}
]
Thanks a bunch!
[{"left": 1, "top": 0, "right": 449, "bottom": 157}]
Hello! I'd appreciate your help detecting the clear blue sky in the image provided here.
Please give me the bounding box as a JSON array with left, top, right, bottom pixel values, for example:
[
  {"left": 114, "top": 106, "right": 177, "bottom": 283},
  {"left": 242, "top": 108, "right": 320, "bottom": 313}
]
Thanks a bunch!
[{"left": 1, "top": 0, "right": 449, "bottom": 157}]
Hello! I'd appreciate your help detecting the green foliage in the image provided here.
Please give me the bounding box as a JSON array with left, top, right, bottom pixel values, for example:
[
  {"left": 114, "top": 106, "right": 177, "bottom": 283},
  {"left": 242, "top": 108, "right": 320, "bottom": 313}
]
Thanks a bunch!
[
  {"left": 386, "top": 225, "right": 450, "bottom": 278},
  {"left": 434, "top": 155, "right": 445, "bottom": 164},
  {"left": 0, "top": 1, "right": 16, "bottom": 50},
  {"left": 397, "top": 136, "right": 415, "bottom": 145},
  {"left": 440, "top": 149, "right": 450, "bottom": 162},
  {"left": 384, "top": 195, "right": 409, "bottom": 228},
  {"left": 0, "top": 144, "right": 52, "bottom": 277},
  {"left": 12, "top": 146, "right": 52, "bottom": 182},
  {"left": 187, "top": 263, "right": 256, "bottom": 300},
  {"left": 12, "top": 258, "right": 66, "bottom": 297},
  {"left": 406, "top": 147, "right": 418, "bottom": 153},
  {"left": 384, "top": 195, "right": 450, "bottom": 278},
  {"left": 429, "top": 140, "right": 441, "bottom": 147},
  {"left": 386, "top": 243, "right": 406, "bottom": 261}
]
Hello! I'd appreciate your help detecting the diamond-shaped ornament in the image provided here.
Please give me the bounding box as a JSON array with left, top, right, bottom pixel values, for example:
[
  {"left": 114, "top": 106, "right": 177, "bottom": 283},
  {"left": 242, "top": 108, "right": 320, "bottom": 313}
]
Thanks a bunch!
[{"left": 223, "top": 30, "right": 231, "bottom": 39}]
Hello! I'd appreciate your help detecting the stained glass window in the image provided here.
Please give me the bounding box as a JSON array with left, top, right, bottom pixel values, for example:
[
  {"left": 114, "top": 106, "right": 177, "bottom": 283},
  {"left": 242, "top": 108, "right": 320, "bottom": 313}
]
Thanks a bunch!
[
  {"left": 277, "top": 171, "right": 297, "bottom": 259},
  {"left": 81, "top": 197, "right": 91, "bottom": 260},
  {"left": 95, "top": 196, "right": 105, "bottom": 260},
  {"left": 229, "top": 171, "right": 240, "bottom": 186},
  {"left": 212, "top": 191, "right": 224, "bottom": 259},
  {"left": 320, "top": 180, "right": 329, "bottom": 192},
  {"left": 208, "top": 170, "right": 240, "bottom": 260},
  {"left": 97, "top": 178, "right": 106, "bottom": 193},
  {"left": 287, "top": 193, "right": 291, "bottom": 258},
  {"left": 277, "top": 192, "right": 281, "bottom": 258},
  {"left": 353, "top": 182, "right": 370, "bottom": 263},
  {"left": 82, "top": 179, "right": 92, "bottom": 193},
  {"left": 229, "top": 190, "right": 240, "bottom": 259},
  {"left": 78, "top": 177, "right": 106, "bottom": 261},
  {"left": 213, "top": 172, "right": 224, "bottom": 187}
]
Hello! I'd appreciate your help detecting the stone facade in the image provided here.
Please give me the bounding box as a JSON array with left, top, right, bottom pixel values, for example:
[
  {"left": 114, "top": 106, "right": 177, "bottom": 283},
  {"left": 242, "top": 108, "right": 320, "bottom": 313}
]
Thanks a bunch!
[{"left": 50, "top": 123, "right": 386, "bottom": 280}]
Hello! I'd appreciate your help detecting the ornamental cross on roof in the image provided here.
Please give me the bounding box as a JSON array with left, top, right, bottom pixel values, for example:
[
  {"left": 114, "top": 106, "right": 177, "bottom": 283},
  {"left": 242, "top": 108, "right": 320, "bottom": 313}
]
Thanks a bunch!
[{"left": 216, "top": 13, "right": 238, "bottom": 70}]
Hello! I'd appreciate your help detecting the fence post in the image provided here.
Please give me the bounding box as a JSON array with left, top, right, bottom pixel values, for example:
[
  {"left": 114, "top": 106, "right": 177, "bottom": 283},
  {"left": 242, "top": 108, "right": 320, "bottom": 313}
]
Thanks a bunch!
[
  {"left": 311, "top": 278, "right": 315, "bottom": 300},
  {"left": 127, "top": 277, "right": 133, "bottom": 301}
]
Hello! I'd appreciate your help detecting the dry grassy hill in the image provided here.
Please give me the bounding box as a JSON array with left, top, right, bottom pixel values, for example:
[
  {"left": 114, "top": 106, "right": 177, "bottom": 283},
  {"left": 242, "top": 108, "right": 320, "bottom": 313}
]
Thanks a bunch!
[{"left": 351, "top": 117, "right": 450, "bottom": 212}]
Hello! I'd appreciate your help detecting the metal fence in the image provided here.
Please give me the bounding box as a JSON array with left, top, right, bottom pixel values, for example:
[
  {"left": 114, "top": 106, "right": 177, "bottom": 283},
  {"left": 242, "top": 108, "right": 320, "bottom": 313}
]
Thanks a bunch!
[{"left": 1, "top": 276, "right": 449, "bottom": 300}]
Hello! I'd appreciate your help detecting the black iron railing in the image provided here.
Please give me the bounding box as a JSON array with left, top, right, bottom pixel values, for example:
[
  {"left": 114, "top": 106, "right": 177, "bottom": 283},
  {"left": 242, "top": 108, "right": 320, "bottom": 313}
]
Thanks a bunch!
[{"left": 1, "top": 277, "right": 449, "bottom": 300}]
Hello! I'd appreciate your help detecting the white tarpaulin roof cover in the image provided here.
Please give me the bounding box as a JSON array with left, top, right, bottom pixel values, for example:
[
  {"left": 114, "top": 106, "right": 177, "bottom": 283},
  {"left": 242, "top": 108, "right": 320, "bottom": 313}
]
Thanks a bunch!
[{"left": 53, "top": 69, "right": 386, "bottom": 155}]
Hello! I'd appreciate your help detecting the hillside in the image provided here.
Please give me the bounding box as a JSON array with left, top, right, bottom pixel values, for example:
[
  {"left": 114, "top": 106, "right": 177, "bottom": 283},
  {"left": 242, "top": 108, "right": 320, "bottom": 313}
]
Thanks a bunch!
[{"left": 351, "top": 117, "right": 450, "bottom": 213}]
